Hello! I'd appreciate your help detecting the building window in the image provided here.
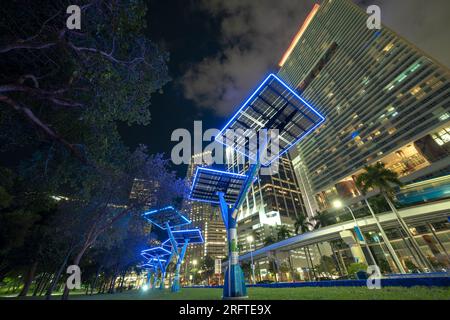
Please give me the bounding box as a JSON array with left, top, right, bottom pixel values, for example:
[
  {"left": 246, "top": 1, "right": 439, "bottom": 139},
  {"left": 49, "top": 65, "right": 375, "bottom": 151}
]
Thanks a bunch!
[{"left": 431, "top": 127, "right": 450, "bottom": 146}]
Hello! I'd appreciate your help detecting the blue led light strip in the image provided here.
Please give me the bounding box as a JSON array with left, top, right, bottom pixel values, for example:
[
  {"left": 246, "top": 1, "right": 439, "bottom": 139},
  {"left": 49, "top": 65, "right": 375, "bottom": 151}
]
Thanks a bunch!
[{"left": 214, "top": 73, "right": 325, "bottom": 166}]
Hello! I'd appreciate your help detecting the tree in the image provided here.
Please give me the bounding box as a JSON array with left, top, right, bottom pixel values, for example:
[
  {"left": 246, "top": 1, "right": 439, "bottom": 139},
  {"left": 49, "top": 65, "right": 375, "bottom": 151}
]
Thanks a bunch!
[
  {"left": 200, "top": 256, "right": 215, "bottom": 285},
  {"left": 294, "top": 214, "right": 312, "bottom": 235},
  {"left": 0, "top": 1, "right": 175, "bottom": 299},
  {"left": 310, "top": 211, "right": 334, "bottom": 229},
  {"left": 263, "top": 235, "right": 276, "bottom": 247},
  {"left": 355, "top": 162, "right": 431, "bottom": 271},
  {"left": 276, "top": 225, "right": 291, "bottom": 241},
  {"left": 60, "top": 148, "right": 185, "bottom": 299},
  {"left": 0, "top": 1, "right": 170, "bottom": 163}
]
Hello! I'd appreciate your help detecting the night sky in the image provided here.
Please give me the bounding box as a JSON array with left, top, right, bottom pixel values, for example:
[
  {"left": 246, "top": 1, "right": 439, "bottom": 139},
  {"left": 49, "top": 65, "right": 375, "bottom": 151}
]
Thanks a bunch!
[
  {"left": 118, "top": 0, "right": 226, "bottom": 177},
  {"left": 119, "top": 0, "right": 450, "bottom": 177}
]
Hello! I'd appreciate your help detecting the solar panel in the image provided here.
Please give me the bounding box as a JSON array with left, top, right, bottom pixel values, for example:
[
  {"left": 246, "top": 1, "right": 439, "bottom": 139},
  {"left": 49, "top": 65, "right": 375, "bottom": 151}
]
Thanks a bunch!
[
  {"left": 216, "top": 73, "right": 325, "bottom": 166},
  {"left": 145, "top": 257, "right": 167, "bottom": 264},
  {"left": 189, "top": 167, "right": 247, "bottom": 205},
  {"left": 141, "top": 246, "right": 172, "bottom": 258},
  {"left": 171, "top": 229, "right": 204, "bottom": 245},
  {"left": 160, "top": 239, "right": 172, "bottom": 250},
  {"left": 142, "top": 206, "right": 191, "bottom": 230},
  {"left": 140, "top": 263, "right": 157, "bottom": 269}
]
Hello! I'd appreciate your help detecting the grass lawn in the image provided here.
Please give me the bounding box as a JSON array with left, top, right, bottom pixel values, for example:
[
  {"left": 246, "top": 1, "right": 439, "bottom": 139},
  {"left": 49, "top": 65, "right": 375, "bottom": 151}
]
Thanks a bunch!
[{"left": 62, "top": 287, "right": 450, "bottom": 300}]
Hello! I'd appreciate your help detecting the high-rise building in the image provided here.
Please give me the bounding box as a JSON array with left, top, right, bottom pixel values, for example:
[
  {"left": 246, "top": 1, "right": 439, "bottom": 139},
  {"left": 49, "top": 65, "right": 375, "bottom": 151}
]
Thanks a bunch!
[
  {"left": 226, "top": 148, "right": 308, "bottom": 253},
  {"left": 129, "top": 178, "right": 159, "bottom": 209},
  {"left": 277, "top": 0, "right": 450, "bottom": 211},
  {"left": 183, "top": 152, "right": 227, "bottom": 262}
]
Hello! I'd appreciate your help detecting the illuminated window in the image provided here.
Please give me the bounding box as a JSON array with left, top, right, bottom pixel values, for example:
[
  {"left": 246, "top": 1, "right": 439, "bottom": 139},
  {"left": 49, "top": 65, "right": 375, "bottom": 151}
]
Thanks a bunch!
[
  {"left": 410, "top": 86, "right": 426, "bottom": 99},
  {"left": 388, "top": 127, "right": 397, "bottom": 135},
  {"left": 384, "top": 61, "right": 422, "bottom": 91},
  {"left": 431, "top": 128, "right": 450, "bottom": 146},
  {"left": 383, "top": 43, "right": 395, "bottom": 52},
  {"left": 439, "top": 113, "right": 449, "bottom": 121}
]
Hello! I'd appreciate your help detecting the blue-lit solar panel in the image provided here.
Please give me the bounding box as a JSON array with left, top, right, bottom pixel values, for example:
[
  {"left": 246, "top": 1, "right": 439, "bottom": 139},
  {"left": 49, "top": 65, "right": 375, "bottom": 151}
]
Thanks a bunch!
[
  {"left": 215, "top": 73, "right": 325, "bottom": 166},
  {"left": 189, "top": 167, "right": 247, "bottom": 205},
  {"left": 161, "top": 239, "right": 172, "bottom": 250},
  {"left": 141, "top": 246, "right": 171, "bottom": 258},
  {"left": 141, "top": 263, "right": 157, "bottom": 269},
  {"left": 142, "top": 206, "right": 191, "bottom": 230},
  {"left": 171, "top": 229, "right": 204, "bottom": 245}
]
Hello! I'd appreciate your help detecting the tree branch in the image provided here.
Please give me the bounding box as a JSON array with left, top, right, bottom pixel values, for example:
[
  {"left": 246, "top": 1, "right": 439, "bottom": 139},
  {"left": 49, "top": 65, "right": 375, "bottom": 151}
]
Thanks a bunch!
[{"left": 0, "top": 94, "right": 85, "bottom": 162}]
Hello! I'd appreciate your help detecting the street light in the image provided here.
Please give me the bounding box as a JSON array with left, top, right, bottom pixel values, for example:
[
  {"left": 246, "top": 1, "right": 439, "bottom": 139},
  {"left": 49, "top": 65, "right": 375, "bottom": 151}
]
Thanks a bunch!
[
  {"left": 247, "top": 235, "right": 256, "bottom": 284},
  {"left": 333, "top": 199, "right": 377, "bottom": 266}
]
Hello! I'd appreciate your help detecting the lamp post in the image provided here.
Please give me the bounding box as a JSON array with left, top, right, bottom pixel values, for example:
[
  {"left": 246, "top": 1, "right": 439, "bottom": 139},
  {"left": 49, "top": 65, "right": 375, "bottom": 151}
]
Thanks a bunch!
[
  {"left": 332, "top": 200, "right": 377, "bottom": 266},
  {"left": 247, "top": 235, "right": 256, "bottom": 284}
]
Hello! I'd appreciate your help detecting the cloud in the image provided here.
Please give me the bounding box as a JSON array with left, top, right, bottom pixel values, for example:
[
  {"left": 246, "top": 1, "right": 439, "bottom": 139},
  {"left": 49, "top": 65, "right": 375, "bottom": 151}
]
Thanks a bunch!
[{"left": 182, "top": 0, "right": 449, "bottom": 117}]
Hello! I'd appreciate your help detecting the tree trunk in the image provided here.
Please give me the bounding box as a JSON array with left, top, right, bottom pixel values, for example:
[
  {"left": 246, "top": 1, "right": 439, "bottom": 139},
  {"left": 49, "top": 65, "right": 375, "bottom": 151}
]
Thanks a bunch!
[
  {"left": 18, "top": 261, "right": 38, "bottom": 297},
  {"left": 306, "top": 246, "right": 317, "bottom": 281},
  {"left": 33, "top": 272, "right": 49, "bottom": 296},
  {"left": 61, "top": 245, "right": 88, "bottom": 300},
  {"left": 46, "top": 246, "right": 74, "bottom": 300},
  {"left": 303, "top": 247, "right": 312, "bottom": 281},
  {"left": 90, "top": 266, "right": 102, "bottom": 295},
  {"left": 119, "top": 272, "right": 125, "bottom": 292},
  {"left": 39, "top": 273, "right": 52, "bottom": 296}
]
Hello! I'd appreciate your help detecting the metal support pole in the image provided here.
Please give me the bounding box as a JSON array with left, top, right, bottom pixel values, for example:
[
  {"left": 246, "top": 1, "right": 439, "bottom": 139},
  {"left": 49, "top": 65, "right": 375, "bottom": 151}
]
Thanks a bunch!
[
  {"left": 160, "top": 252, "right": 173, "bottom": 290},
  {"left": 346, "top": 206, "right": 377, "bottom": 266},
  {"left": 152, "top": 264, "right": 159, "bottom": 289},
  {"left": 171, "top": 239, "right": 189, "bottom": 292},
  {"left": 364, "top": 198, "right": 406, "bottom": 274},
  {"left": 218, "top": 192, "right": 247, "bottom": 299},
  {"left": 250, "top": 243, "right": 256, "bottom": 284}
]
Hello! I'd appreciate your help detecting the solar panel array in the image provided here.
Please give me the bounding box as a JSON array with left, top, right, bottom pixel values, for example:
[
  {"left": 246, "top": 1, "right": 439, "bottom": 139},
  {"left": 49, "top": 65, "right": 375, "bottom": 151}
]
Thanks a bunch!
[
  {"left": 189, "top": 168, "right": 247, "bottom": 205},
  {"left": 141, "top": 246, "right": 171, "bottom": 258},
  {"left": 216, "top": 74, "right": 325, "bottom": 166},
  {"left": 142, "top": 206, "right": 191, "bottom": 230},
  {"left": 171, "top": 229, "right": 204, "bottom": 245}
]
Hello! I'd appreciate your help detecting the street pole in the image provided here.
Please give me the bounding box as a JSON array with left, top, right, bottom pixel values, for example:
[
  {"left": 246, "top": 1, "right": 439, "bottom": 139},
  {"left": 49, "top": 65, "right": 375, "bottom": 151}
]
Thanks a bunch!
[{"left": 346, "top": 206, "right": 377, "bottom": 267}]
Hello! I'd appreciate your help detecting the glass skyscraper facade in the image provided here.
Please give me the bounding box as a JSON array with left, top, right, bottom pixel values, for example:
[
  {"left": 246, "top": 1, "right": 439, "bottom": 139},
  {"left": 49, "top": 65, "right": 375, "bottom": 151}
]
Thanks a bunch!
[{"left": 277, "top": 0, "right": 450, "bottom": 210}]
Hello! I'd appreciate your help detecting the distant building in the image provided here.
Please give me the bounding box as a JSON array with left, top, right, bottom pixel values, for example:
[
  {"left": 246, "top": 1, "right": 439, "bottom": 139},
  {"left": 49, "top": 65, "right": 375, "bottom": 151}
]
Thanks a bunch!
[{"left": 129, "top": 178, "right": 159, "bottom": 210}]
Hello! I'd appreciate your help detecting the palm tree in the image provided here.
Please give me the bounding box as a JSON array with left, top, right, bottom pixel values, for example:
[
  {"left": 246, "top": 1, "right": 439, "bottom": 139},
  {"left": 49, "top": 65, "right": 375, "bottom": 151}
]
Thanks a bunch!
[
  {"left": 356, "top": 162, "right": 431, "bottom": 272},
  {"left": 263, "top": 235, "right": 277, "bottom": 247},
  {"left": 294, "top": 214, "right": 312, "bottom": 235},
  {"left": 277, "top": 225, "right": 291, "bottom": 241},
  {"left": 310, "top": 210, "right": 334, "bottom": 229}
]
